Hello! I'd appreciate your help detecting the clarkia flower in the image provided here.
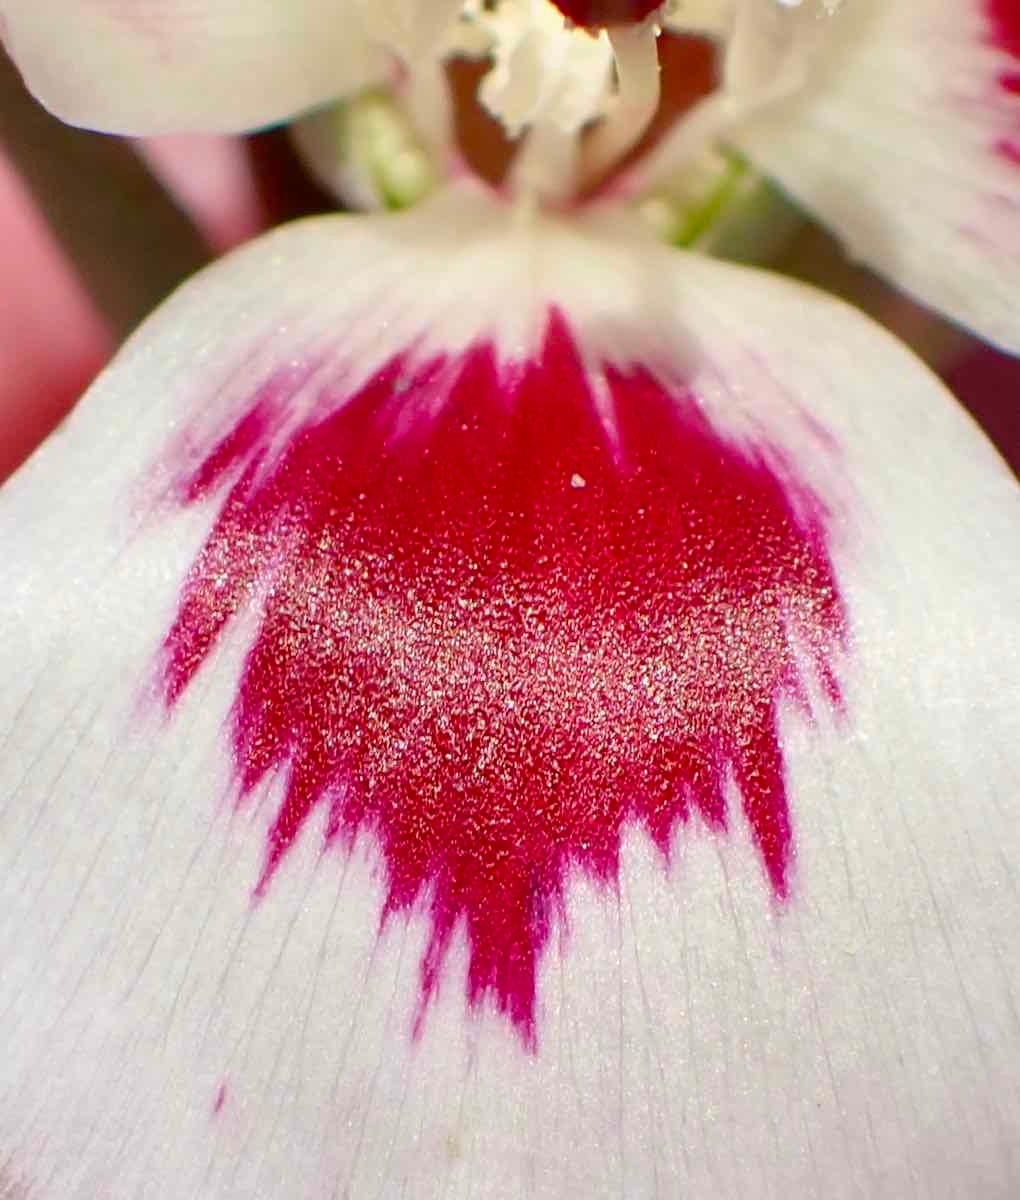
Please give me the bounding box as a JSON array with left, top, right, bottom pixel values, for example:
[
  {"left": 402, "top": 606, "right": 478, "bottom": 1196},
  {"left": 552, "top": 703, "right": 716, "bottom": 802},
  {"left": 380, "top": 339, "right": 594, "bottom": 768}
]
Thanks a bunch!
[{"left": 1, "top": 2, "right": 1018, "bottom": 1197}]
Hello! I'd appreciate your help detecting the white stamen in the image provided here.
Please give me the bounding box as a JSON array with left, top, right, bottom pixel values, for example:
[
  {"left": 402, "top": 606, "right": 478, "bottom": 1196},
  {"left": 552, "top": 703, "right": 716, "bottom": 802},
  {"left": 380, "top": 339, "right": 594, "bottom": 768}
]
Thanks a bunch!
[
  {"left": 581, "top": 21, "right": 662, "bottom": 189},
  {"left": 342, "top": 0, "right": 846, "bottom": 211},
  {"left": 613, "top": 0, "right": 847, "bottom": 200},
  {"left": 510, "top": 113, "right": 582, "bottom": 204},
  {"left": 470, "top": 0, "right": 616, "bottom": 141}
]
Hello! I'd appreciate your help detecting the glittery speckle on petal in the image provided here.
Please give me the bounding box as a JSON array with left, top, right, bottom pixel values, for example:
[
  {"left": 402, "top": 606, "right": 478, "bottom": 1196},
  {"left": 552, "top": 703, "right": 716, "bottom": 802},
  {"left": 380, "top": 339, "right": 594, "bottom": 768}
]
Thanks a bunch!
[{"left": 158, "top": 310, "right": 846, "bottom": 1049}]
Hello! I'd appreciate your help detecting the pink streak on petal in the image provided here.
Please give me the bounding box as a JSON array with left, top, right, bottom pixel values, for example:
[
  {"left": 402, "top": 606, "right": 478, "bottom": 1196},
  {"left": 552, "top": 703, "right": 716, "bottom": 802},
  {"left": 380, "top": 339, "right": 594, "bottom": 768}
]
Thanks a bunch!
[
  {"left": 158, "top": 311, "right": 845, "bottom": 1048},
  {"left": 988, "top": 1, "right": 1020, "bottom": 160},
  {"left": 989, "top": 0, "right": 1020, "bottom": 58},
  {"left": 85, "top": 0, "right": 176, "bottom": 47}
]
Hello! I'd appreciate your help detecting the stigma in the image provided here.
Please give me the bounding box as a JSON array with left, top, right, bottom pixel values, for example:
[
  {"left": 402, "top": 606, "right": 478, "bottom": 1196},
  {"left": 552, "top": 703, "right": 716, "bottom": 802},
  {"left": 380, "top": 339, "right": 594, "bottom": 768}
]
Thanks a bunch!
[{"left": 550, "top": 0, "right": 661, "bottom": 27}]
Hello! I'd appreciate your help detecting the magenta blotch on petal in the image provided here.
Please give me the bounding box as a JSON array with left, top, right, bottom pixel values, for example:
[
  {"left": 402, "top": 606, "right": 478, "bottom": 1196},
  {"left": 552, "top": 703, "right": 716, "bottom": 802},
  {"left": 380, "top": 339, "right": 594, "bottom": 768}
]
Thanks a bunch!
[
  {"left": 988, "top": 0, "right": 1020, "bottom": 158},
  {"left": 158, "top": 311, "right": 845, "bottom": 1048},
  {"left": 989, "top": 0, "right": 1020, "bottom": 74}
]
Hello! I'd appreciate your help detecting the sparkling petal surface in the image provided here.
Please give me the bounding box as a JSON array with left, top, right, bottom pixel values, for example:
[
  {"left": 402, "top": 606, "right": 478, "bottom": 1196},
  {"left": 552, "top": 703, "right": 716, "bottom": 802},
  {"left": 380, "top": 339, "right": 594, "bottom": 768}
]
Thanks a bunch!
[
  {"left": 159, "top": 308, "right": 844, "bottom": 1046},
  {"left": 0, "top": 189, "right": 1018, "bottom": 1196}
]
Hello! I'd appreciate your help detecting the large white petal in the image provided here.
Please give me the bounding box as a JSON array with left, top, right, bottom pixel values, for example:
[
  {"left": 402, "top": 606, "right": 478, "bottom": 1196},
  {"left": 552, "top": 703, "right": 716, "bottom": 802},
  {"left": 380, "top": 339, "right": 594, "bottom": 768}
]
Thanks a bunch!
[
  {"left": 0, "top": 0, "right": 389, "bottom": 134},
  {"left": 728, "top": 0, "right": 1020, "bottom": 353},
  {"left": 1, "top": 186, "right": 1018, "bottom": 1198}
]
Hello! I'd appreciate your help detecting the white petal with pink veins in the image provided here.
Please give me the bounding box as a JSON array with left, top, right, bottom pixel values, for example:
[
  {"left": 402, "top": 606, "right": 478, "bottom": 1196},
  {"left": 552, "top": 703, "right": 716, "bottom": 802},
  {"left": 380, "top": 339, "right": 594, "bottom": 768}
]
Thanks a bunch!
[
  {"left": 728, "top": 0, "right": 1020, "bottom": 353},
  {"left": 0, "top": 185, "right": 1018, "bottom": 1198},
  {"left": 0, "top": 0, "right": 390, "bottom": 134}
]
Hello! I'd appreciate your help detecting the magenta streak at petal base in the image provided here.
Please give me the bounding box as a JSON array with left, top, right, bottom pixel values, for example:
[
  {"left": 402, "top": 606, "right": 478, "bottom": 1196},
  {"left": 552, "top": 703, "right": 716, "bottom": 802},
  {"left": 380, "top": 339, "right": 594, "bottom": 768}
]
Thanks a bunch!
[
  {"left": 159, "top": 311, "right": 845, "bottom": 1048},
  {"left": 989, "top": 0, "right": 1020, "bottom": 68},
  {"left": 989, "top": 0, "right": 1020, "bottom": 160}
]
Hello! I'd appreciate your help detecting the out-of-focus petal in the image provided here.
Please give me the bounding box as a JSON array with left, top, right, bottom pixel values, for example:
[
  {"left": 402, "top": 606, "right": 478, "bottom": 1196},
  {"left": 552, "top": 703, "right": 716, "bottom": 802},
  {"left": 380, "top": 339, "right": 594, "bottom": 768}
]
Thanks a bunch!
[
  {"left": 1, "top": 186, "right": 1018, "bottom": 1197},
  {"left": 137, "top": 135, "right": 267, "bottom": 252},
  {"left": 0, "top": 148, "right": 111, "bottom": 479},
  {"left": 729, "top": 0, "right": 1020, "bottom": 353},
  {"left": 0, "top": 0, "right": 390, "bottom": 134},
  {"left": 661, "top": 0, "right": 732, "bottom": 39}
]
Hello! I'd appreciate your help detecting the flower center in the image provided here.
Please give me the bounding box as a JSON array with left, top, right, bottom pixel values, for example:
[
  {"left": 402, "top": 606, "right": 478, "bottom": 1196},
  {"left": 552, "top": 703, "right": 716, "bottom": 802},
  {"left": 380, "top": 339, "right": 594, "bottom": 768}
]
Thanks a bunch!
[
  {"left": 295, "top": 0, "right": 845, "bottom": 211},
  {"left": 549, "top": 0, "right": 661, "bottom": 26}
]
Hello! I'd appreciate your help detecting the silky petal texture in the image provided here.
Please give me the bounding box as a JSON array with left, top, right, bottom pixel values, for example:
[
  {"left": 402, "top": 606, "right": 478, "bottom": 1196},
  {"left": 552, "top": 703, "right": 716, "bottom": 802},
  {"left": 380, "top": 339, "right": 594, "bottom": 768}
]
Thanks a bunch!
[
  {"left": 1, "top": 187, "right": 1019, "bottom": 1198},
  {"left": 0, "top": 0, "right": 389, "bottom": 134},
  {"left": 728, "top": 0, "right": 1020, "bottom": 354}
]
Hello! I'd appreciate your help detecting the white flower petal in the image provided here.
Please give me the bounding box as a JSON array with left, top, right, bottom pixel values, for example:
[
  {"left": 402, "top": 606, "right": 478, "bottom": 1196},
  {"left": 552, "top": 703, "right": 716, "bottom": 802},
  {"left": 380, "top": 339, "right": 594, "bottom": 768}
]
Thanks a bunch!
[
  {"left": 661, "top": 0, "right": 733, "bottom": 39},
  {"left": 728, "top": 0, "right": 1020, "bottom": 353},
  {"left": 0, "top": 0, "right": 390, "bottom": 134},
  {"left": 1, "top": 186, "right": 1018, "bottom": 1197}
]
